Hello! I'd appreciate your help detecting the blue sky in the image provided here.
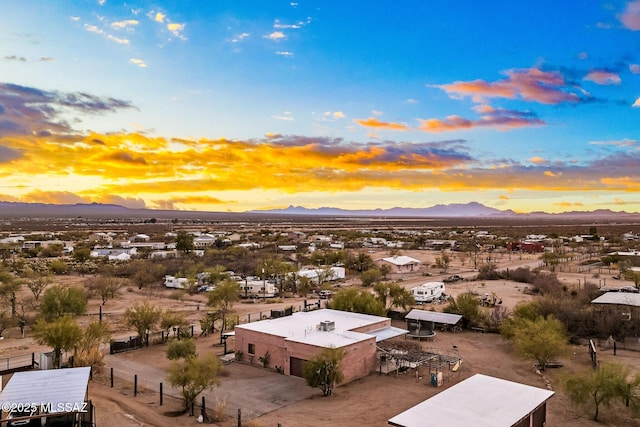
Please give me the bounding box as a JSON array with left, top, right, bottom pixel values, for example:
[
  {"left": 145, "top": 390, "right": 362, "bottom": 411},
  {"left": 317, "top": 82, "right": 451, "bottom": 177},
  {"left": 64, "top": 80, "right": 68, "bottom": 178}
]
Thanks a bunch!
[{"left": 1, "top": 0, "right": 639, "bottom": 213}]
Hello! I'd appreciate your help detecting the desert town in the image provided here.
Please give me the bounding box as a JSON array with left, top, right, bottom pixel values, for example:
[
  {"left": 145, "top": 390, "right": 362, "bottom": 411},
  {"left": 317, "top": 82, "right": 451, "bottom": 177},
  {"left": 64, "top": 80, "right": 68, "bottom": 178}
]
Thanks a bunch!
[{"left": 0, "top": 214, "right": 639, "bottom": 426}]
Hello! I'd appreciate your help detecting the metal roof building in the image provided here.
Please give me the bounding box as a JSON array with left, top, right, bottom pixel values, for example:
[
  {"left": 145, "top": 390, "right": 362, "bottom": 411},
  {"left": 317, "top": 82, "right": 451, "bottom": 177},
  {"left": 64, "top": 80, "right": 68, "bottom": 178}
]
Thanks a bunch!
[
  {"left": 0, "top": 367, "right": 90, "bottom": 411},
  {"left": 388, "top": 374, "right": 554, "bottom": 427},
  {"left": 591, "top": 292, "right": 640, "bottom": 307}
]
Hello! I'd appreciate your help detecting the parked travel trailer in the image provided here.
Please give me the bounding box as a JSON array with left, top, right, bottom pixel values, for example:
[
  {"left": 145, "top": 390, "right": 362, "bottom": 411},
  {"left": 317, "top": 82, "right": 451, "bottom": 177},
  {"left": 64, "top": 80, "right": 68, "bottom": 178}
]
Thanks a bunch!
[
  {"left": 238, "top": 277, "right": 278, "bottom": 298},
  {"left": 164, "top": 275, "right": 189, "bottom": 289},
  {"left": 411, "top": 281, "right": 446, "bottom": 304}
]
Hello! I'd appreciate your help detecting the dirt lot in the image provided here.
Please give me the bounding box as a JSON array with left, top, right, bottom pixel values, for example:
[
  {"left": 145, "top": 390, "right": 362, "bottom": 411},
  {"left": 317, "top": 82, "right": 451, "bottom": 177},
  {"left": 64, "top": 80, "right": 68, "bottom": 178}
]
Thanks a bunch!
[{"left": 2, "top": 249, "right": 640, "bottom": 426}]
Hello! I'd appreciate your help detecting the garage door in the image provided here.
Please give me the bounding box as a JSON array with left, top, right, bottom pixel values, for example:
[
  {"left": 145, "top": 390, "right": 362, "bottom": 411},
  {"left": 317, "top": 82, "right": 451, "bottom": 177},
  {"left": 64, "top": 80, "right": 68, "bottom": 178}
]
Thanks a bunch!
[{"left": 290, "top": 357, "right": 307, "bottom": 377}]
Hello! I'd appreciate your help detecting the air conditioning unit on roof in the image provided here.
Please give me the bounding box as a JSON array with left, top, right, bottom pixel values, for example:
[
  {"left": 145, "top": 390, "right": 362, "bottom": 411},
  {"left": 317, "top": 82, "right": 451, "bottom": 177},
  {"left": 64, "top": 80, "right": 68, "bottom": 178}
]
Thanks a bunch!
[{"left": 319, "top": 320, "right": 335, "bottom": 331}]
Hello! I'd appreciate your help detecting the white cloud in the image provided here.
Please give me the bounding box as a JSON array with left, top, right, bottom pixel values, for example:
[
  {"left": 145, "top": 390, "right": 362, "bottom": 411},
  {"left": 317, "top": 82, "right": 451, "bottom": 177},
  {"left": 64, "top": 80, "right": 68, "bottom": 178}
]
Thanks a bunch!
[
  {"left": 111, "top": 19, "right": 139, "bottom": 29},
  {"left": 167, "top": 22, "right": 186, "bottom": 38},
  {"left": 130, "top": 58, "right": 147, "bottom": 68},
  {"left": 83, "top": 24, "right": 103, "bottom": 34},
  {"left": 107, "top": 34, "right": 129, "bottom": 44},
  {"left": 231, "top": 32, "right": 250, "bottom": 43},
  {"left": 273, "top": 112, "right": 294, "bottom": 121},
  {"left": 633, "top": 97, "right": 640, "bottom": 107},
  {"left": 264, "top": 31, "right": 285, "bottom": 41},
  {"left": 405, "top": 98, "right": 418, "bottom": 104},
  {"left": 70, "top": 16, "right": 81, "bottom": 22},
  {"left": 274, "top": 20, "right": 301, "bottom": 29},
  {"left": 323, "top": 111, "right": 346, "bottom": 120},
  {"left": 372, "top": 110, "right": 383, "bottom": 116},
  {"left": 630, "top": 64, "right": 640, "bottom": 74},
  {"left": 589, "top": 138, "right": 638, "bottom": 146},
  {"left": 276, "top": 51, "right": 294, "bottom": 57}
]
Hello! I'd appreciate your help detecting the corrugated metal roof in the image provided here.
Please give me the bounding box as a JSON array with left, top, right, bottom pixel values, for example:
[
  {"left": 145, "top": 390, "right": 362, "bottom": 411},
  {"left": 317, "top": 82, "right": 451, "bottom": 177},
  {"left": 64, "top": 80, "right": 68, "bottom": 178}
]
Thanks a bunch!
[
  {"left": 405, "top": 309, "right": 462, "bottom": 325},
  {"left": 388, "top": 374, "right": 554, "bottom": 427},
  {"left": 591, "top": 292, "right": 640, "bottom": 307},
  {"left": 0, "top": 367, "right": 90, "bottom": 413}
]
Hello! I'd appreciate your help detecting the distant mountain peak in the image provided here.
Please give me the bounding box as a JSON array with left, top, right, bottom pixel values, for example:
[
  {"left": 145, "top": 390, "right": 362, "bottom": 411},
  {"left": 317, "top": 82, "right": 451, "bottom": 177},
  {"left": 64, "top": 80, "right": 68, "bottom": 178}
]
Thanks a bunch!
[{"left": 249, "top": 202, "right": 511, "bottom": 217}]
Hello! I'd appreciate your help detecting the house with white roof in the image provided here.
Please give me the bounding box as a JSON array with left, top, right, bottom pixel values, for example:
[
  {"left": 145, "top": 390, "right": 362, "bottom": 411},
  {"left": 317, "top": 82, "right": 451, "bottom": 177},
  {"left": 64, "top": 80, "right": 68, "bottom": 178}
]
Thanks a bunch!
[
  {"left": 234, "top": 309, "right": 406, "bottom": 383},
  {"left": 377, "top": 255, "right": 421, "bottom": 273}
]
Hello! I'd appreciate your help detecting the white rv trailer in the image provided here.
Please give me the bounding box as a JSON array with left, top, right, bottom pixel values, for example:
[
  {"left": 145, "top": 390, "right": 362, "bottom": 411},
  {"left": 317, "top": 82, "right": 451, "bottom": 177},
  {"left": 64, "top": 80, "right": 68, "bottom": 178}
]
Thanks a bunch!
[
  {"left": 164, "top": 275, "right": 189, "bottom": 289},
  {"left": 238, "top": 277, "right": 278, "bottom": 298},
  {"left": 411, "top": 281, "right": 446, "bottom": 304}
]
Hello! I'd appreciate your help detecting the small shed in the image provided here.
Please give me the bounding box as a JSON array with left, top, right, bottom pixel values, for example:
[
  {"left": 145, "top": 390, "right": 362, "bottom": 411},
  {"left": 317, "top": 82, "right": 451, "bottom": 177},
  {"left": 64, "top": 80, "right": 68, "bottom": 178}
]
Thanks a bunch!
[
  {"left": 405, "top": 309, "right": 462, "bottom": 337},
  {"left": 388, "top": 373, "right": 554, "bottom": 427},
  {"left": 0, "top": 367, "right": 92, "bottom": 424},
  {"left": 591, "top": 292, "right": 640, "bottom": 308},
  {"left": 591, "top": 291, "right": 640, "bottom": 322}
]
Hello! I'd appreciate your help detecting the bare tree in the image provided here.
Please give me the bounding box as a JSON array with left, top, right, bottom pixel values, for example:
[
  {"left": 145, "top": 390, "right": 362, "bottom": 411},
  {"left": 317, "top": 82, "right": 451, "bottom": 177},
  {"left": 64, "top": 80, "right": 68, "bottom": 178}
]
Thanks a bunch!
[
  {"left": 25, "top": 271, "right": 52, "bottom": 301},
  {"left": 88, "top": 276, "right": 125, "bottom": 305}
]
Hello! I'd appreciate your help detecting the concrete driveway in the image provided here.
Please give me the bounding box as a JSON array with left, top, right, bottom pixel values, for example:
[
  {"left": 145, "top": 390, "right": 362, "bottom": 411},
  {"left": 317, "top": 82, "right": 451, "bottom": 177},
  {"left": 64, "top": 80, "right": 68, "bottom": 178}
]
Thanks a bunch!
[{"left": 104, "top": 352, "right": 317, "bottom": 420}]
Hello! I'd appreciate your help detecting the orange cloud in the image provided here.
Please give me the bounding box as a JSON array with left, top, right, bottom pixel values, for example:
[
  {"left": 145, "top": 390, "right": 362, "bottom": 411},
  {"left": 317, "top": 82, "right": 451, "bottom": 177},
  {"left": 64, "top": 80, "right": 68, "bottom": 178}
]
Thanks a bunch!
[
  {"left": 529, "top": 157, "right": 547, "bottom": 165},
  {"left": 499, "top": 195, "right": 510, "bottom": 201},
  {"left": 618, "top": 0, "right": 640, "bottom": 30},
  {"left": 418, "top": 110, "right": 543, "bottom": 132},
  {"left": 434, "top": 67, "right": 584, "bottom": 104},
  {"left": 353, "top": 117, "right": 409, "bottom": 131},
  {"left": 554, "top": 201, "right": 584, "bottom": 207},
  {"left": 584, "top": 70, "right": 621, "bottom": 85}
]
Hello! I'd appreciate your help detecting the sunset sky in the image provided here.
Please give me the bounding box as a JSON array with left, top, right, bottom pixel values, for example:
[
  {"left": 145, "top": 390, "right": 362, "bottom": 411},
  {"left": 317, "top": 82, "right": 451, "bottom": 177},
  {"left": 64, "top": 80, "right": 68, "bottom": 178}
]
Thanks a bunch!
[{"left": 1, "top": 1, "right": 640, "bottom": 213}]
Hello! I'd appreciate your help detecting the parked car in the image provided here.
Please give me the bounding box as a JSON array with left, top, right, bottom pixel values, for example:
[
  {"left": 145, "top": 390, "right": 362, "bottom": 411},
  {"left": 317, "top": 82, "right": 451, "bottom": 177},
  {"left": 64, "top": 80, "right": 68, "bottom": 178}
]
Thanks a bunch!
[
  {"left": 619, "top": 286, "right": 639, "bottom": 293},
  {"left": 319, "top": 290, "right": 334, "bottom": 299},
  {"left": 443, "top": 275, "right": 464, "bottom": 283}
]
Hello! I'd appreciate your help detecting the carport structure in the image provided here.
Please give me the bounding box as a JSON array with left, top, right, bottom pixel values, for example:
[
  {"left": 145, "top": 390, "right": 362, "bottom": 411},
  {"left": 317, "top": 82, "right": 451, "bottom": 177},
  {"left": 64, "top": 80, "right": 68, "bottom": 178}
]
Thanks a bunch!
[{"left": 405, "top": 309, "right": 462, "bottom": 339}]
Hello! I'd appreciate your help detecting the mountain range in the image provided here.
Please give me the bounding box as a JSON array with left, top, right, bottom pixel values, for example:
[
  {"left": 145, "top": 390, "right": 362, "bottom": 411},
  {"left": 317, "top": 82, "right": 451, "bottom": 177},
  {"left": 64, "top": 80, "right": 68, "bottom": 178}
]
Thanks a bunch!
[
  {"left": 0, "top": 201, "right": 638, "bottom": 220},
  {"left": 248, "top": 203, "right": 639, "bottom": 219}
]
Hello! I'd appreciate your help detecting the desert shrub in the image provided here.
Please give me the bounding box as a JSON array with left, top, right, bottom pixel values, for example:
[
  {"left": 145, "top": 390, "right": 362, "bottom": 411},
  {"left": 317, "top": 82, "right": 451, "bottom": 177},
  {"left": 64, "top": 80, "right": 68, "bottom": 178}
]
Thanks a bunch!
[
  {"left": 509, "top": 267, "right": 536, "bottom": 283},
  {"left": 482, "top": 306, "right": 510, "bottom": 333},
  {"left": 212, "top": 399, "right": 227, "bottom": 422},
  {"left": 476, "top": 263, "right": 499, "bottom": 280},
  {"left": 444, "top": 293, "right": 484, "bottom": 328},
  {"left": 531, "top": 272, "right": 563, "bottom": 295}
]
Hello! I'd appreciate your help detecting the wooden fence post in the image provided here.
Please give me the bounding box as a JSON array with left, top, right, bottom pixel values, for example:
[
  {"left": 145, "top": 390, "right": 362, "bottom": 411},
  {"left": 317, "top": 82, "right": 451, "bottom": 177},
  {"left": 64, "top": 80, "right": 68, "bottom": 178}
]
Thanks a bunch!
[
  {"left": 110, "top": 367, "right": 114, "bottom": 388},
  {"left": 134, "top": 374, "right": 138, "bottom": 397},
  {"left": 159, "top": 382, "right": 163, "bottom": 406}
]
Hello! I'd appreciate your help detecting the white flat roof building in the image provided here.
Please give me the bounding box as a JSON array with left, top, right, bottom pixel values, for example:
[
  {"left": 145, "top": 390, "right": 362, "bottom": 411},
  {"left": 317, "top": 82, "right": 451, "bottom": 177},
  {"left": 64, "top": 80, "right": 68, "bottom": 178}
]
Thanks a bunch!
[
  {"left": 236, "top": 308, "right": 405, "bottom": 348},
  {"left": 388, "top": 374, "right": 554, "bottom": 427},
  {"left": 380, "top": 256, "right": 421, "bottom": 266}
]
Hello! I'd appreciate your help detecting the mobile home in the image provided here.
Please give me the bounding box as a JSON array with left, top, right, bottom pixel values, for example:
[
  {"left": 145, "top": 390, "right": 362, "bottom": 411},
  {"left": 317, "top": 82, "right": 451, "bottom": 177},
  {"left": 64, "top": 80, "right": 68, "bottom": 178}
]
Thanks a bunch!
[{"left": 411, "top": 282, "right": 445, "bottom": 304}]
